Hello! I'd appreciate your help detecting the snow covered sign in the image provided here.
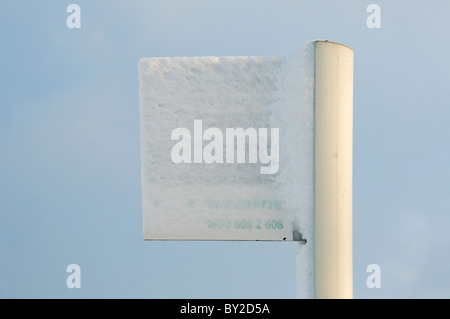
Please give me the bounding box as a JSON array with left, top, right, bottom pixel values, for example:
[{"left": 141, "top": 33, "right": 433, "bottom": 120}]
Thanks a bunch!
[
  {"left": 139, "top": 40, "right": 354, "bottom": 298},
  {"left": 139, "top": 44, "right": 315, "bottom": 241}
]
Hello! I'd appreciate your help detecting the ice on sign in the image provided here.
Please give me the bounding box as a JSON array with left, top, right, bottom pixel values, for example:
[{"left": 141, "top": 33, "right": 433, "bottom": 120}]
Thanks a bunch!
[{"left": 139, "top": 43, "right": 315, "bottom": 241}]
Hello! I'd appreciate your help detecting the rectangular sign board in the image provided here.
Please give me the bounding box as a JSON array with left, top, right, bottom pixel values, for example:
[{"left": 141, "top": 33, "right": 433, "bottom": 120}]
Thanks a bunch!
[{"left": 139, "top": 44, "right": 315, "bottom": 240}]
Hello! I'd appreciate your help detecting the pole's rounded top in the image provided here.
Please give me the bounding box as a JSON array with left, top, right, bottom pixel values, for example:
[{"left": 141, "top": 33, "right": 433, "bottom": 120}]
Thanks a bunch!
[{"left": 315, "top": 40, "right": 354, "bottom": 52}]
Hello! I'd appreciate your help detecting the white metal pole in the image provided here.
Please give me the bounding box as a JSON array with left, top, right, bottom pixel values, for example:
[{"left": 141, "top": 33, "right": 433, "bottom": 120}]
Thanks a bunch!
[{"left": 314, "top": 40, "right": 354, "bottom": 299}]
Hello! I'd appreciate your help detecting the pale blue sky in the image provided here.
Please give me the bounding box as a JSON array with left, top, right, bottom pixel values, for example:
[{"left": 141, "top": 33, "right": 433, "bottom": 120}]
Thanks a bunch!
[{"left": 1, "top": 1, "right": 450, "bottom": 298}]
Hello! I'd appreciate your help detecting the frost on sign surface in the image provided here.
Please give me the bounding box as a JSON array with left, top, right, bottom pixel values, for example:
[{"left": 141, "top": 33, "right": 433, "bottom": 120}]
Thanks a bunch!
[{"left": 139, "top": 45, "right": 315, "bottom": 240}]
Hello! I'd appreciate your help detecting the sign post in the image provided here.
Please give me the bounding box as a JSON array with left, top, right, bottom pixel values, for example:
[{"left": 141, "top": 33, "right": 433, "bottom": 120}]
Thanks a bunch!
[{"left": 314, "top": 41, "right": 354, "bottom": 299}]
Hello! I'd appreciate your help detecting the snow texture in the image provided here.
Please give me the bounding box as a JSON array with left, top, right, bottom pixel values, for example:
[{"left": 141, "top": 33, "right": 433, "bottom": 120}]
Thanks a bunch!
[{"left": 139, "top": 42, "right": 315, "bottom": 297}]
